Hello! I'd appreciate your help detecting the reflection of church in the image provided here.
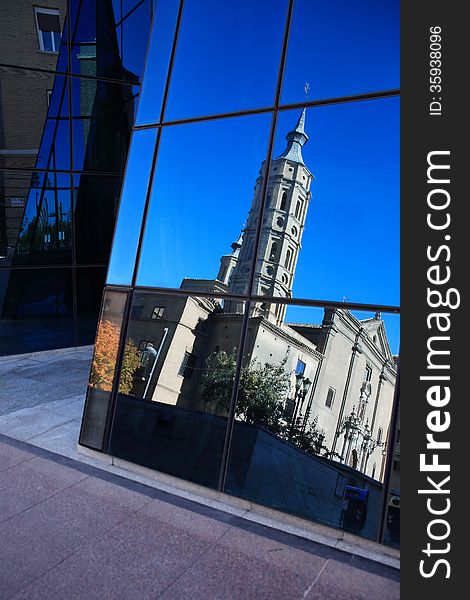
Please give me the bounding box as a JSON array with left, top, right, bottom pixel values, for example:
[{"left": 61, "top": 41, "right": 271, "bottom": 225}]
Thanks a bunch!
[{"left": 127, "top": 110, "right": 397, "bottom": 481}]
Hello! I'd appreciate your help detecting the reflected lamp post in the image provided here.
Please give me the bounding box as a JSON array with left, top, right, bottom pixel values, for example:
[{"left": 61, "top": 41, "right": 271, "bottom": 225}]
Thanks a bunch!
[
  {"left": 141, "top": 344, "right": 157, "bottom": 399},
  {"left": 289, "top": 372, "right": 311, "bottom": 440}
]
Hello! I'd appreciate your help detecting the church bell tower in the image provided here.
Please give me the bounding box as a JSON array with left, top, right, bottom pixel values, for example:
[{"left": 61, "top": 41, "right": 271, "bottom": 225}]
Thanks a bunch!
[{"left": 222, "top": 109, "right": 314, "bottom": 325}]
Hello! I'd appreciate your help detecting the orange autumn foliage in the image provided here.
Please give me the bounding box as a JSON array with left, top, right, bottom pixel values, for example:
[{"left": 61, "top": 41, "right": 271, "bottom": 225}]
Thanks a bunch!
[{"left": 90, "top": 319, "right": 121, "bottom": 391}]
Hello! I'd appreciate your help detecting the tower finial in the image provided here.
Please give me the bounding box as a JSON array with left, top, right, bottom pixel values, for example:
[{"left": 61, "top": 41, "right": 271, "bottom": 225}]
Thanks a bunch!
[
  {"left": 304, "top": 81, "right": 310, "bottom": 102},
  {"left": 276, "top": 107, "right": 309, "bottom": 165}
]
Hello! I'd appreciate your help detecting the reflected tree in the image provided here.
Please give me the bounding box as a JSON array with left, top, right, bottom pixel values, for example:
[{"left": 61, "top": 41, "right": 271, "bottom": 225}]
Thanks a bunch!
[
  {"left": 90, "top": 319, "right": 120, "bottom": 391},
  {"left": 200, "top": 349, "right": 334, "bottom": 458},
  {"left": 118, "top": 338, "right": 141, "bottom": 394},
  {"left": 201, "top": 350, "right": 289, "bottom": 433}
]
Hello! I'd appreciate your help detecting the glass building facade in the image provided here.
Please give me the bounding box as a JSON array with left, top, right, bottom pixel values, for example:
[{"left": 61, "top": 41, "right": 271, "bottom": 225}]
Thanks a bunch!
[
  {"left": 0, "top": 0, "right": 154, "bottom": 355},
  {"left": 0, "top": 0, "right": 400, "bottom": 548},
  {"left": 78, "top": 0, "right": 401, "bottom": 547}
]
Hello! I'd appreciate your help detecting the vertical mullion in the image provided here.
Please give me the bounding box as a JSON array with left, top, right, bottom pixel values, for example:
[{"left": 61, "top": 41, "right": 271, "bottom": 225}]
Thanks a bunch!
[
  {"left": 378, "top": 363, "right": 401, "bottom": 543},
  {"left": 217, "top": 0, "right": 296, "bottom": 493}
]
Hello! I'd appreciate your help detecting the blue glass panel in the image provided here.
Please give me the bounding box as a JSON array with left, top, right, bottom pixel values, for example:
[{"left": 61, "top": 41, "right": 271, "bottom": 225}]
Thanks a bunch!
[
  {"left": 121, "top": 1, "right": 151, "bottom": 79},
  {"left": 164, "top": 0, "right": 288, "bottom": 120},
  {"left": 134, "top": 0, "right": 180, "bottom": 125},
  {"left": 281, "top": 0, "right": 400, "bottom": 104},
  {"left": 136, "top": 112, "right": 272, "bottom": 293},
  {"left": 107, "top": 127, "right": 157, "bottom": 285},
  {"left": 261, "top": 99, "right": 400, "bottom": 307}
]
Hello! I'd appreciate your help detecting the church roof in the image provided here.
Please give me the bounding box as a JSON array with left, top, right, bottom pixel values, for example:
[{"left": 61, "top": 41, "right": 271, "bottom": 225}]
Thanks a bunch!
[{"left": 276, "top": 108, "right": 308, "bottom": 165}]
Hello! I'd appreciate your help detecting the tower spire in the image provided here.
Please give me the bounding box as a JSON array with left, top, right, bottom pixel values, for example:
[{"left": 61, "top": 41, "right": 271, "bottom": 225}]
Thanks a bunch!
[{"left": 277, "top": 108, "right": 308, "bottom": 165}]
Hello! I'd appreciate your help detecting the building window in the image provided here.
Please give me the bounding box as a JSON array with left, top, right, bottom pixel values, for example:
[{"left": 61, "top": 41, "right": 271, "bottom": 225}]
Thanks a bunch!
[
  {"left": 364, "top": 364, "right": 373, "bottom": 381},
  {"left": 280, "top": 191, "right": 287, "bottom": 211},
  {"left": 269, "top": 241, "right": 277, "bottom": 260},
  {"left": 151, "top": 306, "right": 165, "bottom": 320},
  {"left": 295, "top": 199, "right": 302, "bottom": 219},
  {"left": 377, "top": 427, "right": 384, "bottom": 445},
  {"left": 325, "top": 387, "right": 335, "bottom": 408},
  {"left": 178, "top": 351, "right": 197, "bottom": 379},
  {"left": 285, "top": 248, "right": 292, "bottom": 270},
  {"left": 34, "top": 7, "right": 61, "bottom": 52},
  {"left": 295, "top": 359, "right": 306, "bottom": 376}
]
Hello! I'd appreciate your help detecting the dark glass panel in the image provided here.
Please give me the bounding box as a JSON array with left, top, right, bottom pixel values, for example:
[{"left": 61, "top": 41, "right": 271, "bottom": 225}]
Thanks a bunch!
[
  {"left": 252, "top": 100, "right": 399, "bottom": 306},
  {"left": 112, "top": 0, "right": 122, "bottom": 22},
  {"left": 74, "top": 174, "right": 122, "bottom": 265},
  {"left": 71, "top": 78, "right": 137, "bottom": 172},
  {"left": 70, "top": 0, "right": 148, "bottom": 83},
  {"left": 0, "top": 70, "right": 64, "bottom": 171},
  {"left": 109, "top": 291, "right": 246, "bottom": 489},
  {"left": 281, "top": 0, "right": 399, "bottom": 104},
  {"left": 136, "top": 112, "right": 272, "bottom": 293},
  {"left": 123, "top": 0, "right": 148, "bottom": 18},
  {"left": 76, "top": 266, "right": 108, "bottom": 345},
  {"left": 225, "top": 302, "right": 399, "bottom": 541},
  {"left": 164, "top": 0, "right": 287, "bottom": 120},
  {"left": 79, "top": 288, "right": 128, "bottom": 450},
  {"left": 34, "top": 75, "right": 71, "bottom": 172},
  {"left": 134, "top": 0, "right": 180, "bottom": 126},
  {"left": 0, "top": 170, "right": 40, "bottom": 267},
  {"left": 106, "top": 127, "right": 157, "bottom": 285},
  {"left": 12, "top": 172, "right": 72, "bottom": 267},
  {"left": 0, "top": 267, "right": 74, "bottom": 356},
  {"left": 121, "top": 0, "right": 151, "bottom": 80}
]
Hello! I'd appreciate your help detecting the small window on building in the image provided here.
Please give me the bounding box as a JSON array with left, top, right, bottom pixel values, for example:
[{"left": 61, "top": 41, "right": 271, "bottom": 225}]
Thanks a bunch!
[
  {"left": 269, "top": 241, "right": 277, "bottom": 260},
  {"left": 46, "top": 89, "right": 52, "bottom": 106},
  {"left": 295, "top": 359, "right": 306, "bottom": 376},
  {"left": 178, "top": 351, "right": 197, "bottom": 379},
  {"left": 280, "top": 192, "right": 287, "bottom": 211},
  {"left": 377, "top": 427, "right": 384, "bottom": 445},
  {"left": 295, "top": 199, "right": 302, "bottom": 219},
  {"left": 325, "top": 387, "right": 335, "bottom": 408},
  {"left": 364, "top": 364, "right": 373, "bottom": 381},
  {"left": 285, "top": 248, "right": 292, "bottom": 270},
  {"left": 151, "top": 306, "right": 165, "bottom": 320},
  {"left": 34, "top": 7, "right": 61, "bottom": 52}
]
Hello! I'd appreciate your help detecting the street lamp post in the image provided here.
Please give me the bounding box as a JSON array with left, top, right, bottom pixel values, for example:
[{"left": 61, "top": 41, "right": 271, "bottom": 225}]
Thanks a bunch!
[{"left": 288, "top": 373, "right": 311, "bottom": 440}]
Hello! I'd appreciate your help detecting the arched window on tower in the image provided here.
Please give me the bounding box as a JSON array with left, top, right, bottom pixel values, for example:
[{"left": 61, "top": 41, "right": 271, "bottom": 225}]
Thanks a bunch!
[
  {"left": 280, "top": 192, "right": 287, "bottom": 211},
  {"left": 295, "top": 199, "right": 302, "bottom": 219},
  {"left": 285, "top": 248, "right": 292, "bottom": 270},
  {"left": 269, "top": 242, "right": 277, "bottom": 260}
]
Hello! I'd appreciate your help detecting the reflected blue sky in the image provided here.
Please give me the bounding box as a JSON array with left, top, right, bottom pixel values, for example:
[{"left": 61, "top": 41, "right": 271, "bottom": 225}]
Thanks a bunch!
[
  {"left": 282, "top": 0, "right": 399, "bottom": 104},
  {"left": 136, "top": 0, "right": 399, "bottom": 124},
  {"left": 275, "top": 98, "right": 399, "bottom": 307},
  {"left": 136, "top": 112, "right": 273, "bottom": 288},
  {"left": 107, "top": 128, "right": 157, "bottom": 284},
  {"left": 152, "top": 0, "right": 288, "bottom": 121}
]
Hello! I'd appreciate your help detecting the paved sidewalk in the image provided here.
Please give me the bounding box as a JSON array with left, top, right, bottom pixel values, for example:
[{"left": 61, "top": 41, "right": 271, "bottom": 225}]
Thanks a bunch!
[
  {"left": 0, "top": 436, "right": 399, "bottom": 600},
  {"left": 0, "top": 348, "right": 400, "bottom": 599}
]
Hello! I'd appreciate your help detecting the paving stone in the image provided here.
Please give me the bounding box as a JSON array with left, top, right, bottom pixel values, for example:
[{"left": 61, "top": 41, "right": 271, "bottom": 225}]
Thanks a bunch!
[
  {"left": 305, "top": 559, "right": 400, "bottom": 600},
  {"left": 0, "top": 440, "right": 34, "bottom": 472},
  {"left": 158, "top": 538, "right": 323, "bottom": 600}
]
